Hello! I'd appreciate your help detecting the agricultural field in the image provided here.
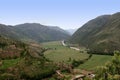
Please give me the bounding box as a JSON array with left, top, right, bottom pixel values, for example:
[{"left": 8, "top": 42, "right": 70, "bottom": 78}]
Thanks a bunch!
[
  {"left": 42, "top": 41, "right": 89, "bottom": 63},
  {"left": 77, "top": 54, "right": 112, "bottom": 70},
  {"left": 42, "top": 41, "right": 112, "bottom": 71}
]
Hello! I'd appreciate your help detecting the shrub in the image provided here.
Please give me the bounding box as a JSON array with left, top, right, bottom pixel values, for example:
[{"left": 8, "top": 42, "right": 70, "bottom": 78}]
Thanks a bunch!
[
  {"left": 95, "top": 51, "right": 120, "bottom": 80},
  {"left": 72, "top": 59, "right": 84, "bottom": 67}
]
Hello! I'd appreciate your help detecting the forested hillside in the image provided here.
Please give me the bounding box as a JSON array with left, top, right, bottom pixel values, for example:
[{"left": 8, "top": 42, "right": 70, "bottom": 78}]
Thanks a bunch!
[{"left": 70, "top": 12, "right": 120, "bottom": 54}]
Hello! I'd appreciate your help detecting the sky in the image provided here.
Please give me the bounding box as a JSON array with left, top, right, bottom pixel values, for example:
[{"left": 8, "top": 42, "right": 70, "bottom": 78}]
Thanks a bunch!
[{"left": 0, "top": 0, "right": 120, "bottom": 29}]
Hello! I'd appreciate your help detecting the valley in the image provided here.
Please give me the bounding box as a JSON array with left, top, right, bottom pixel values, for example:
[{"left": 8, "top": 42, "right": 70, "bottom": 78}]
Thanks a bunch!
[
  {"left": 41, "top": 41, "right": 112, "bottom": 79},
  {"left": 0, "top": 12, "right": 120, "bottom": 80},
  {"left": 42, "top": 41, "right": 112, "bottom": 69},
  {"left": 42, "top": 41, "right": 89, "bottom": 63}
]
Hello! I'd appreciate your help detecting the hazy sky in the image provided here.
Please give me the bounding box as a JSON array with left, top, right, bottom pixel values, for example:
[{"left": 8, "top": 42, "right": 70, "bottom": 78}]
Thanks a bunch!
[{"left": 0, "top": 0, "right": 120, "bottom": 29}]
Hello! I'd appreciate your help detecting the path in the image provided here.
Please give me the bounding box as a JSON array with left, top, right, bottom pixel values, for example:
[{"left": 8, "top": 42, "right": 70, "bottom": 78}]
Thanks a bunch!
[
  {"left": 61, "top": 40, "right": 67, "bottom": 46},
  {"left": 61, "top": 40, "right": 80, "bottom": 51},
  {"left": 70, "top": 47, "right": 80, "bottom": 51}
]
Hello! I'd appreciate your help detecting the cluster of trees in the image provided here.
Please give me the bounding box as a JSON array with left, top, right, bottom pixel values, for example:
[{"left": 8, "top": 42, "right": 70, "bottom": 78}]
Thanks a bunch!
[
  {"left": 95, "top": 51, "right": 120, "bottom": 80},
  {"left": 87, "top": 41, "right": 120, "bottom": 56},
  {"left": 72, "top": 54, "right": 92, "bottom": 67}
]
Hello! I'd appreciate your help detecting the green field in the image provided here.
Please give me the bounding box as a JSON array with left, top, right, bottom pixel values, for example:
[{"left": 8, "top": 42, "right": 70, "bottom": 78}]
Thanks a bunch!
[
  {"left": 77, "top": 55, "right": 112, "bottom": 70},
  {"left": 0, "top": 58, "right": 20, "bottom": 69},
  {"left": 42, "top": 41, "right": 112, "bottom": 70},
  {"left": 42, "top": 41, "right": 89, "bottom": 63}
]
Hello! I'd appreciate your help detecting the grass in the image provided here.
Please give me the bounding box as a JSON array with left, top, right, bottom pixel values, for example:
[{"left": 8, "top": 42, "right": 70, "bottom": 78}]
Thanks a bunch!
[
  {"left": 42, "top": 41, "right": 89, "bottom": 63},
  {"left": 77, "top": 54, "right": 112, "bottom": 70},
  {"left": 0, "top": 58, "right": 20, "bottom": 69},
  {"left": 42, "top": 41, "right": 112, "bottom": 70},
  {"left": 41, "top": 41, "right": 63, "bottom": 48}
]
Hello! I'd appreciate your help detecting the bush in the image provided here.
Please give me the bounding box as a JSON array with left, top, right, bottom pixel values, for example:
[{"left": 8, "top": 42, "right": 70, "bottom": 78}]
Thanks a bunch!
[
  {"left": 95, "top": 51, "right": 120, "bottom": 80},
  {"left": 72, "top": 59, "right": 84, "bottom": 67}
]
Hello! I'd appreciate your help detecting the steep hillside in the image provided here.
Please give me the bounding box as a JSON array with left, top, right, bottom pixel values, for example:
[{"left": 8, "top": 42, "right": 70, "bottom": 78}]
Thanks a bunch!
[
  {"left": 70, "top": 12, "right": 120, "bottom": 54},
  {"left": 0, "top": 24, "right": 21, "bottom": 39},
  {"left": 0, "top": 35, "right": 56, "bottom": 80},
  {"left": 0, "top": 35, "right": 26, "bottom": 59},
  {"left": 0, "top": 23, "right": 70, "bottom": 42}
]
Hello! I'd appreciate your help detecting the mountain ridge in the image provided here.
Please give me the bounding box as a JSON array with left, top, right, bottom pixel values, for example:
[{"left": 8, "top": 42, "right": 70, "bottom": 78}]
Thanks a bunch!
[
  {"left": 0, "top": 23, "right": 70, "bottom": 43},
  {"left": 69, "top": 12, "right": 120, "bottom": 54}
]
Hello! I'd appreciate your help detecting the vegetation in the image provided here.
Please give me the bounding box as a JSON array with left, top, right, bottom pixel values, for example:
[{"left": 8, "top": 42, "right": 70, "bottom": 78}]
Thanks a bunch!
[
  {"left": 0, "top": 36, "right": 57, "bottom": 80},
  {"left": 0, "top": 58, "right": 20, "bottom": 69},
  {"left": 42, "top": 41, "right": 112, "bottom": 71},
  {"left": 0, "top": 56, "right": 56, "bottom": 80},
  {"left": 69, "top": 12, "right": 120, "bottom": 55},
  {"left": 95, "top": 51, "right": 120, "bottom": 80},
  {"left": 72, "top": 54, "right": 92, "bottom": 67},
  {"left": 77, "top": 54, "right": 112, "bottom": 70},
  {"left": 42, "top": 41, "right": 89, "bottom": 63},
  {"left": 0, "top": 36, "right": 26, "bottom": 59},
  {"left": 1, "top": 12, "right": 120, "bottom": 80}
]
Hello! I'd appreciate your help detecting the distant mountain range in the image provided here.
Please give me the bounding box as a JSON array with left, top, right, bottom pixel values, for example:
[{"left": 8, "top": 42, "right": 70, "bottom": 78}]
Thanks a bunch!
[
  {"left": 69, "top": 12, "right": 120, "bottom": 54},
  {"left": 0, "top": 23, "right": 70, "bottom": 42},
  {"left": 66, "top": 29, "right": 77, "bottom": 35}
]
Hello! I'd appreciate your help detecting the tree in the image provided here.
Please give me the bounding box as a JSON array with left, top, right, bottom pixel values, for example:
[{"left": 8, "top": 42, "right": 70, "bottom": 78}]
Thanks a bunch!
[{"left": 95, "top": 51, "right": 120, "bottom": 80}]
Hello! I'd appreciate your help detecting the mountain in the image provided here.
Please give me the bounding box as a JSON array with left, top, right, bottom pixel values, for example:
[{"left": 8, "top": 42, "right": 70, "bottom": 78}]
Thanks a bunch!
[
  {"left": 69, "top": 12, "right": 120, "bottom": 54},
  {"left": 0, "top": 23, "right": 70, "bottom": 42},
  {"left": 66, "top": 29, "right": 77, "bottom": 35},
  {"left": 0, "top": 24, "right": 21, "bottom": 39},
  {"left": 14, "top": 23, "right": 70, "bottom": 42}
]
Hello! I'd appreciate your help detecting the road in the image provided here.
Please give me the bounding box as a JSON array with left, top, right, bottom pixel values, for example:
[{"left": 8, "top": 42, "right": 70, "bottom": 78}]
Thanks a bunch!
[{"left": 61, "top": 40, "right": 80, "bottom": 51}]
